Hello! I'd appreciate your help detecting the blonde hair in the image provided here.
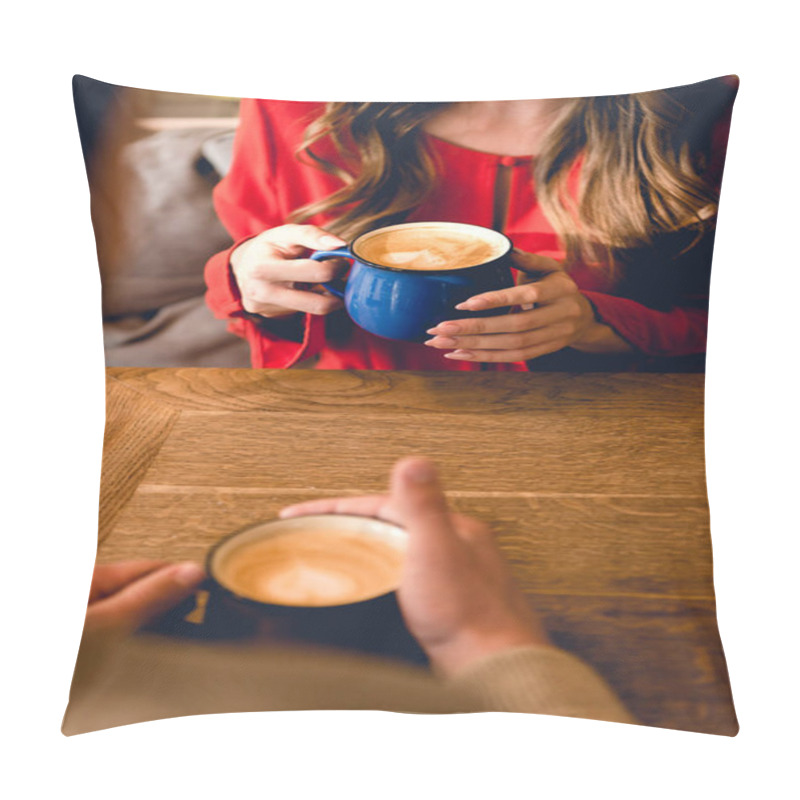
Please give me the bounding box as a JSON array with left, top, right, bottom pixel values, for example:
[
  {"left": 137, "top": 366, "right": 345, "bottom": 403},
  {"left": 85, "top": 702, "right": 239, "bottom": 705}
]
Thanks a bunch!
[{"left": 289, "top": 79, "right": 736, "bottom": 269}]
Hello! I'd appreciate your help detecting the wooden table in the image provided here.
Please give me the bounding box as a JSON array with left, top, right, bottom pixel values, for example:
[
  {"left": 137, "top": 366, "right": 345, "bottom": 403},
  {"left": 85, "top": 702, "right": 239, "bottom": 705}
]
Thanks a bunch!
[{"left": 98, "top": 367, "right": 737, "bottom": 735}]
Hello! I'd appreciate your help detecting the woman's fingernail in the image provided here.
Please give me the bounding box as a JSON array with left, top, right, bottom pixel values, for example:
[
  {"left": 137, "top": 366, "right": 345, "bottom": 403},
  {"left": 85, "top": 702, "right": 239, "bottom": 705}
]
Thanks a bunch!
[
  {"left": 454, "top": 302, "right": 472, "bottom": 310},
  {"left": 435, "top": 322, "right": 460, "bottom": 334},
  {"left": 443, "top": 350, "right": 474, "bottom": 360},
  {"left": 430, "top": 337, "right": 457, "bottom": 348},
  {"left": 173, "top": 563, "right": 206, "bottom": 587},
  {"left": 321, "top": 235, "right": 345, "bottom": 247}
]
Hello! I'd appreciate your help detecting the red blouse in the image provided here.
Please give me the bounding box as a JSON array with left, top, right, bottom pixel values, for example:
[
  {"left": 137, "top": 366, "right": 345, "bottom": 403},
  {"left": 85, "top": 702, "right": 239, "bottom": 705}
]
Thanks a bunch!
[{"left": 204, "top": 99, "right": 725, "bottom": 372}]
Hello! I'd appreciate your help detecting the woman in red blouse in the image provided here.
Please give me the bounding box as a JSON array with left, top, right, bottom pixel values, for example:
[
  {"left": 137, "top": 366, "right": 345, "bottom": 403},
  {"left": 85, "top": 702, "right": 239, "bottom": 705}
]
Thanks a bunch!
[{"left": 205, "top": 77, "right": 737, "bottom": 372}]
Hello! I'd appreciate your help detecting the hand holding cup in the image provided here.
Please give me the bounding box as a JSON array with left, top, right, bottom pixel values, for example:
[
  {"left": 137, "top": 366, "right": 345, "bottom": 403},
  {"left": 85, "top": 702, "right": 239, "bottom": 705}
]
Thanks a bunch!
[
  {"left": 424, "top": 250, "right": 604, "bottom": 362},
  {"left": 230, "top": 224, "right": 350, "bottom": 318},
  {"left": 281, "top": 457, "right": 550, "bottom": 675},
  {"left": 84, "top": 560, "right": 206, "bottom": 637}
]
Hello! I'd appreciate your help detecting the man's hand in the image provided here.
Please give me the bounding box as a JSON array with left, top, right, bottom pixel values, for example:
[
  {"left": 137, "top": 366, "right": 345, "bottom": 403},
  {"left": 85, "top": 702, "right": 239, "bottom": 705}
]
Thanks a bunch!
[
  {"left": 280, "top": 458, "right": 550, "bottom": 675},
  {"left": 85, "top": 560, "right": 206, "bottom": 637}
]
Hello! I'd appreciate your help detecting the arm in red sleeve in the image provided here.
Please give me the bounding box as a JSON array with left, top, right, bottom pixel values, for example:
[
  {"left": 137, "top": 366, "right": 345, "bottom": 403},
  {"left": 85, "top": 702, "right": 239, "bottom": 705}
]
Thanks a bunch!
[
  {"left": 581, "top": 290, "right": 708, "bottom": 357},
  {"left": 203, "top": 99, "right": 322, "bottom": 368},
  {"left": 578, "top": 225, "right": 716, "bottom": 358},
  {"left": 204, "top": 243, "right": 249, "bottom": 336}
]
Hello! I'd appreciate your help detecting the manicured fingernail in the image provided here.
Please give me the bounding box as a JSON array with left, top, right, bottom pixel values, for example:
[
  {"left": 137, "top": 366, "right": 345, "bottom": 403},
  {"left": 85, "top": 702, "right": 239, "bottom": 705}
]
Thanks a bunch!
[
  {"left": 433, "top": 322, "right": 460, "bottom": 334},
  {"left": 443, "top": 350, "right": 474, "bottom": 360},
  {"left": 426, "top": 337, "right": 457, "bottom": 348},
  {"left": 173, "top": 563, "right": 205, "bottom": 586},
  {"left": 321, "top": 235, "right": 345, "bottom": 247},
  {"left": 457, "top": 299, "right": 488, "bottom": 311}
]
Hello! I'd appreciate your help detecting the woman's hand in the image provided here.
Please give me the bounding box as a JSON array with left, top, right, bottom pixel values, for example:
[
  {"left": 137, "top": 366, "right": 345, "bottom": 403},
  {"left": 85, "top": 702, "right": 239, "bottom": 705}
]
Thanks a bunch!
[
  {"left": 84, "top": 560, "right": 205, "bottom": 638},
  {"left": 230, "top": 224, "right": 350, "bottom": 318},
  {"left": 279, "top": 458, "right": 550, "bottom": 676},
  {"left": 424, "top": 250, "right": 630, "bottom": 362}
]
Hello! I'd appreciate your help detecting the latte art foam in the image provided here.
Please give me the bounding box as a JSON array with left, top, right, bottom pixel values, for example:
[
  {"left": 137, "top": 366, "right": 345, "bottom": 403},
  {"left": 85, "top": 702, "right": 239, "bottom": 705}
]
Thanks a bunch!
[
  {"left": 217, "top": 528, "right": 405, "bottom": 607},
  {"left": 355, "top": 225, "right": 507, "bottom": 271}
]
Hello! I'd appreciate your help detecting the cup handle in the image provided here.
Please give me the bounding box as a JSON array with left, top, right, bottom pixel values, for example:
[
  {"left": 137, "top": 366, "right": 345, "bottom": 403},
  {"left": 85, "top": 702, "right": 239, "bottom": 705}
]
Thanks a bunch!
[{"left": 310, "top": 247, "right": 353, "bottom": 300}]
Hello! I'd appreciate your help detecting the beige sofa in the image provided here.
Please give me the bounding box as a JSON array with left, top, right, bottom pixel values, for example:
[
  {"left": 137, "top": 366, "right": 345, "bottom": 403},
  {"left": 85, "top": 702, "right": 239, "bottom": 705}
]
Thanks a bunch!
[{"left": 97, "top": 125, "right": 250, "bottom": 368}]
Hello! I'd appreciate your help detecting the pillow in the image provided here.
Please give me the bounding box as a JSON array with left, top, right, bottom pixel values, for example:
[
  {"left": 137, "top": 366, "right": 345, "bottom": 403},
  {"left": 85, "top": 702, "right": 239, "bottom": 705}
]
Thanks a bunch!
[
  {"left": 65, "top": 75, "right": 739, "bottom": 737},
  {"left": 200, "top": 130, "right": 236, "bottom": 179},
  {"left": 91, "top": 125, "right": 235, "bottom": 317}
]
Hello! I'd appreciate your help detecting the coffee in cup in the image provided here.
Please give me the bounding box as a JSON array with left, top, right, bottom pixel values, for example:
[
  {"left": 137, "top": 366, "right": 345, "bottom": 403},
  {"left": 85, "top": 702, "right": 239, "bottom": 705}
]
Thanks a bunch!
[
  {"left": 353, "top": 222, "right": 509, "bottom": 272},
  {"left": 210, "top": 515, "right": 406, "bottom": 608}
]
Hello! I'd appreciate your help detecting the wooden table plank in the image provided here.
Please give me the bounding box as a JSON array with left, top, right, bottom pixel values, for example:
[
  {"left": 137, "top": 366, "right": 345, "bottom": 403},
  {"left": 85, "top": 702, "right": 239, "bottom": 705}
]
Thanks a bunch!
[
  {"left": 99, "top": 373, "right": 180, "bottom": 542},
  {"left": 99, "top": 490, "right": 714, "bottom": 599},
  {"left": 106, "top": 367, "right": 705, "bottom": 415},
  {"left": 539, "top": 595, "right": 737, "bottom": 736},
  {"left": 140, "top": 407, "right": 706, "bottom": 495}
]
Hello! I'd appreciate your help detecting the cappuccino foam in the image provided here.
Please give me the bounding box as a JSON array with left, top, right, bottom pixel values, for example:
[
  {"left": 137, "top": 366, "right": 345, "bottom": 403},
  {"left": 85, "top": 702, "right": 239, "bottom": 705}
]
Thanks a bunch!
[
  {"left": 216, "top": 527, "right": 405, "bottom": 607},
  {"left": 355, "top": 225, "right": 507, "bottom": 271}
]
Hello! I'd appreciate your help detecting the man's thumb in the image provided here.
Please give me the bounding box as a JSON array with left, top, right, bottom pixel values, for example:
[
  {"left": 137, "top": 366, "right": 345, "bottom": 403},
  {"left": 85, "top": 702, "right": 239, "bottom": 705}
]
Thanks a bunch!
[{"left": 389, "top": 458, "right": 452, "bottom": 535}]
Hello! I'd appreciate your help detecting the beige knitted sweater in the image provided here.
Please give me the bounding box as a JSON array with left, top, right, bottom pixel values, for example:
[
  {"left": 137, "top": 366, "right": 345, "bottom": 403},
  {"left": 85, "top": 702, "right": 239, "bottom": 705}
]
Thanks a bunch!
[{"left": 62, "top": 635, "right": 634, "bottom": 735}]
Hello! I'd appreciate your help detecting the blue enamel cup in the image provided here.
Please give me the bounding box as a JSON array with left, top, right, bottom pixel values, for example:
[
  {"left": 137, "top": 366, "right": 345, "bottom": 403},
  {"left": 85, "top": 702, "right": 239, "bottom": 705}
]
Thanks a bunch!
[{"left": 310, "top": 221, "right": 514, "bottom": 342}]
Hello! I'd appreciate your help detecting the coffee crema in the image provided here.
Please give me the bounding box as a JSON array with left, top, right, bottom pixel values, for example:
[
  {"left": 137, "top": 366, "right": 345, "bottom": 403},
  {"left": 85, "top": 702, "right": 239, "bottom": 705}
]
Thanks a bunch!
[
  {"left": 354, "top": 223, "right": 508, "bottom": 271},
  {"left": 215, "top": 527, "right": 406, "bottom": 607}
]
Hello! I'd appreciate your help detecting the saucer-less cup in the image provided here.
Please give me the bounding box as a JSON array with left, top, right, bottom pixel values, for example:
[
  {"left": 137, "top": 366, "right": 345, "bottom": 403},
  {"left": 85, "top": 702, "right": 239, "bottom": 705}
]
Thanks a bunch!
[
  {"left": 311, "top": 221, "right": 514, "bottom": 342},
  {"left": 204, "top": 515, "right": 426, "bottom": 663}
]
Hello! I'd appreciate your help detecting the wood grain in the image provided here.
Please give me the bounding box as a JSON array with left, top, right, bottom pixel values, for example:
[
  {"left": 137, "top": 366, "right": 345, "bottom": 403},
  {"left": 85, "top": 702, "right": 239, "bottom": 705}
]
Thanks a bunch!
[
  {"left": 98, "top": 373, "right": 179, "bottom": 542},
  {"left": 138, "top": 407, "right": 705, "bottom": 495},
  {"left": 100, "top": 491, "right": 714, "bottom": 599},
  {"left": 94, "top": 367, "right": 735, "bottom": 735},
  {"left": 106, "top": 367, "right": 705, "bottom": 415},
  {"left": 538, "top": 595, "right": 737, "bottom": 736}
]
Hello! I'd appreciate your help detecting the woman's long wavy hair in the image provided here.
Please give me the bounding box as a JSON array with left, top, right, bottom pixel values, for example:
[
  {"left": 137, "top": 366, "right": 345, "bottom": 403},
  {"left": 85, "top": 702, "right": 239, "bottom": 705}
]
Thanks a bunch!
[{"left": 288, "top": 78, "right": 736, "bottom": 269}]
